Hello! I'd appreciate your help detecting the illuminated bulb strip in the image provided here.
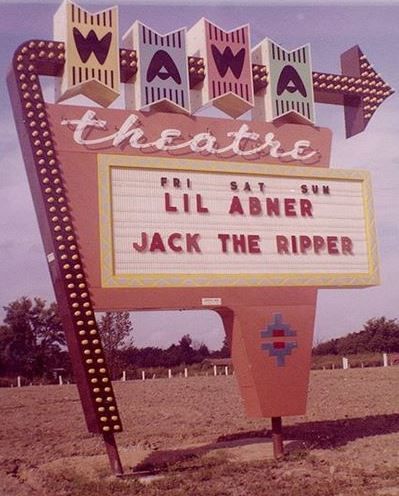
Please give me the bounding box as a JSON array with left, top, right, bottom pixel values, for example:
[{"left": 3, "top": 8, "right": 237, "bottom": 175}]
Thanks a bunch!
[
  {"left": 188, "top": 56, "right": 206, "bottom": 89},
  {"left": 11, "top": 39, "right": 122, "bottom": 434},
  {"left": 252, "top": 64, "right": 268, "bottom": 92},
  {"left": 312, "top": 67, "right": 394, "bottom": 120}
]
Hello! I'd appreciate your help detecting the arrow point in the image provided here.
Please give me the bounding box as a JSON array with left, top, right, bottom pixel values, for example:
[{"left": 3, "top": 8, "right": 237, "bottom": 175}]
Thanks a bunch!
[{"left": 341, "top": 45, "right": 394, "bottom": 138}]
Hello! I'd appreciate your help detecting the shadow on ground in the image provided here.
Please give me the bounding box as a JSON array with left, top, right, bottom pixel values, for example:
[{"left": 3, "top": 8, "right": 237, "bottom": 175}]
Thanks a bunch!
[
  {"left": 131, "top": 413, "right": 399, "bottom": 474},
  {"left": 285, "top": 413, "right": 399, "bottom": 448}
]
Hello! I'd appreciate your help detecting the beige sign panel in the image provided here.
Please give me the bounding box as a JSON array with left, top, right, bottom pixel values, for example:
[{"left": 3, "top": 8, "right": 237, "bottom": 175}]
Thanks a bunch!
[{"left": 54, "top": 0, "right": 120, "bottom": 106}]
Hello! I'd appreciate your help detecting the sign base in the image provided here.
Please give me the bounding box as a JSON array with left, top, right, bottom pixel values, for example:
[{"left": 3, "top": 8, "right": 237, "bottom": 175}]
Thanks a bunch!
[{"left": 216, "top": 287, "right": 317, "bottom": 417}]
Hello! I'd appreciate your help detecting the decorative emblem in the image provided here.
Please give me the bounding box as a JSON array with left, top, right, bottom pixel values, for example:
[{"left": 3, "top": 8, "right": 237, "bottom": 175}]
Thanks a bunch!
[{"left": 260, "top": 314, "right": 298, "bottom": 367}]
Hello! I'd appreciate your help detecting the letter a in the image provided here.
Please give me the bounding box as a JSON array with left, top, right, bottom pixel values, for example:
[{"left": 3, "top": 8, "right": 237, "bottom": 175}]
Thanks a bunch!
[
  {"left": 276, "top": 65, "right": 307, "bottom": 97},
  {"left": 146, "top": 50, "right": 182, "bottom": 84}
]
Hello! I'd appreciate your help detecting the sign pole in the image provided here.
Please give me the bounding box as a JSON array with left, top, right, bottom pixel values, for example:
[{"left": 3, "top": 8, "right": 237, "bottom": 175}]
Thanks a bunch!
[
  {"left": 271, "top": 416, "right": 284, "bottom": 459},
  {"left": 103, "top": 432, "right": 124, "bottom": 476}
]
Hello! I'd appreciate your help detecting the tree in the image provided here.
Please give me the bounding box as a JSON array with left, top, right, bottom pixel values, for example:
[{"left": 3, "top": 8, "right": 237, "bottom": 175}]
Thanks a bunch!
[
  {"left": 210, "top": 335, "right": 231, "bottom": 359},
  {"left": 98, "top": 312, "right": 133, "bottom": 378},
  {"left": 313, "top": 316, "right": 399, "bottom": 355},
  {"left": 177, "top": 334, "right": 195, "bottom": 364},
  {"left": 0, "top": 297, "right": 66, "bottom": 378},
  {"left": 312, "top": 339, "right": 338, "bottom": 356},
  {"left": 363, "top": 316, "right": 399, "bottom": 352},
  {"left": 219, "top": 335, "right": 230, "bottom": 358},
  {"left": 179, "top": 334, "right": 192, "bottom": 351}
]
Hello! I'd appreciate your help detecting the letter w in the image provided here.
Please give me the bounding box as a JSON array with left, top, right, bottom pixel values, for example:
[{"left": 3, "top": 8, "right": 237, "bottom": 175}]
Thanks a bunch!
[
  {"left": 73, "top": 28, "right": 112, "bottom": 65},
  {"left": 211, "top": 45, "right": 245, "bottom": 79}
]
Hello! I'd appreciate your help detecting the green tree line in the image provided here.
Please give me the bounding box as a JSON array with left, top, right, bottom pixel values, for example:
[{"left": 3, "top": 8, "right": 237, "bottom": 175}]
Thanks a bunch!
[
  {"left": 313, "top": 316, "right": 399, "bottom": 356},
  {"left": 7, "top": 297, "right": 397, "bottom": 382},
  {"left": 0, "top": 297, "right": 229, "bottom": 382}
]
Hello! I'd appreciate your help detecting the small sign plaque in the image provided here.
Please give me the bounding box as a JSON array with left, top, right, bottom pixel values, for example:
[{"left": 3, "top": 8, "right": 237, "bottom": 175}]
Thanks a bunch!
[{"left": 202, "top": 298, "right": 222, "bottom": 306}]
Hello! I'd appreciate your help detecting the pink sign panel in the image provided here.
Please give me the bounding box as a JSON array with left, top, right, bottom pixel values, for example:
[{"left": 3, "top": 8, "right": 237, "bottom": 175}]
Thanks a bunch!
[{"left": 205, "top": 21, "right": 253, "bottom": 110}]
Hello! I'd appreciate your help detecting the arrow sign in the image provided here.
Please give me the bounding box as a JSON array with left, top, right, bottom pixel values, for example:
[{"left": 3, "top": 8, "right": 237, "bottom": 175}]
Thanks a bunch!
[
  {"left": 189, "top": 44, "right": 394, "bottom": 138},
  {"left": 313, "top": 45, "right": 394, "bottom": 138}
]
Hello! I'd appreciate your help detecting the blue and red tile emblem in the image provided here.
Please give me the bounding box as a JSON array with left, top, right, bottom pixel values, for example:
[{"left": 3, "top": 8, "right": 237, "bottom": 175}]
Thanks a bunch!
[{"left": 260, "top": 313, "right": 297, "bottom": 366}]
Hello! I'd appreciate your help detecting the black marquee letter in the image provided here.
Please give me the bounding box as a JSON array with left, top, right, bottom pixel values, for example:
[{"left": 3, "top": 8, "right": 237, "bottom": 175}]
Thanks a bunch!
[
  {"left": 276, "top": 65, "right": 307, "bottom": 97},
  {"left": 73, "top": 28, "right": 112, "bottom": 65},
  {"left": 146, "top": 50, "right": 182, "bottom": 84},
  {"left": 211, "top": 45, "right": 245, "bottom": 79}
]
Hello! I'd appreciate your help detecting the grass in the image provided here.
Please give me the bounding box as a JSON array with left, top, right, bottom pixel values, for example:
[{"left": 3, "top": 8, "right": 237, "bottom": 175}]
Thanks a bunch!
[
  {"left": 34, "top": 454, "right": 392, "bottom": 496},
  {"left": 311, "top": 352, "right": 385, "bottom": 370},
  {"left": 29, "top": 440, "right": 399, "bottom": 496}
]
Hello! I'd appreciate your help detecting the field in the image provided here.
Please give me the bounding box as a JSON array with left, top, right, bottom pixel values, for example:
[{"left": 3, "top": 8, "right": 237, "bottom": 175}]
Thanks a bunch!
[{"left": 1, "top": 367, "right": 399, "bottom": 496}]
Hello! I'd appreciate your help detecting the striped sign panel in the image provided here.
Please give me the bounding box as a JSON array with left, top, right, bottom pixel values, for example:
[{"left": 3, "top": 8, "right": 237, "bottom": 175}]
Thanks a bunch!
[
  {"left": 54, "top": 0, "right": 120, "bottom": 107},
  {"left": 253, "top": 39, "right": 315, "bottom": 124},
  {"left": 124, "top": 22, "right": 190, "bottom": 113},
  {"left": 187, "top": 19, "right": 253, "bottom": 118},
  {"left": 205, "top": 20, "right": 253, "bottom": 117}
]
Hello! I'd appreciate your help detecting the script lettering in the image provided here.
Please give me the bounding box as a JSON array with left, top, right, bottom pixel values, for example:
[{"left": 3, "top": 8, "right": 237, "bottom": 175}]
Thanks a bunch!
[{"left": 61, "top": 111, "right": 318, "bottom": 162}]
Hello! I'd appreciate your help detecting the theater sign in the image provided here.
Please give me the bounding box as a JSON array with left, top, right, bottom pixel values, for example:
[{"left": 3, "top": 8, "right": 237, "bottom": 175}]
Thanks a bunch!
[{"left": 8, "top": 0, "right": 393, "bottom": 473}]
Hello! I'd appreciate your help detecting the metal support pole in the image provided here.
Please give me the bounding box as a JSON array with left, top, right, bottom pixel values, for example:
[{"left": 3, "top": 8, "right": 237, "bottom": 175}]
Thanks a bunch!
[
  {"left": 103, "top": 432, "right": 124, "bottom": 476},
  {"left": 271, "top": 416, "right": 284, "bottom": 459}
]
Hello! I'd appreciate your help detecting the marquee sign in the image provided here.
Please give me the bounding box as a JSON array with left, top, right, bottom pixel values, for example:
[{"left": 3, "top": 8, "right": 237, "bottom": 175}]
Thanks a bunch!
[
  {"left": 47, "top": 102, "right": 336, "bottom": 310},
  {"left": 98, "top": 157, "right": 377, "bottom": 289},
  {"left": 7, "top": 0, "right": 393, "bottom": 474},
  {"left": 49, "top": 104, "right": 377, "bottom": 303}
]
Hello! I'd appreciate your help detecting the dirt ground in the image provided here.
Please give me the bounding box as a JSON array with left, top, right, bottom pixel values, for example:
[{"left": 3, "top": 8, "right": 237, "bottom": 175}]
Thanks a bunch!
[{"left": 1, "top": 367, "right": 399, "bottom": 496}]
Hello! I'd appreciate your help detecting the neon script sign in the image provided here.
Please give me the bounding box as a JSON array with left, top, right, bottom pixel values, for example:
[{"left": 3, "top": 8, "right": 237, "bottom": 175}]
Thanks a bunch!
[{"left": 61, "top": 110, "right": 319, "bottom": 162}]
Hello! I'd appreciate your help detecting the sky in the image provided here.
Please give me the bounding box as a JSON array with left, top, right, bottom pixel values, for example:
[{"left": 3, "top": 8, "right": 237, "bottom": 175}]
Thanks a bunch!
[{"left": 1, "top": 0, "right": 399, "bottom": 349}]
